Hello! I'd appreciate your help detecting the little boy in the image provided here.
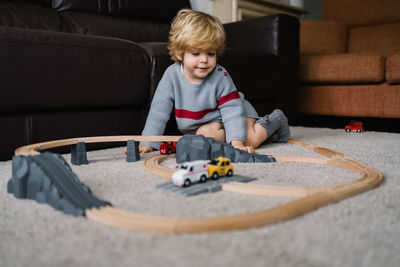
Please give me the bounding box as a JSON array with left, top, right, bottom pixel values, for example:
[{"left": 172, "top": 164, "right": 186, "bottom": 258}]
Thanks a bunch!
[{"left": 140, "top": 9, "right": 290, "bottom": 154}]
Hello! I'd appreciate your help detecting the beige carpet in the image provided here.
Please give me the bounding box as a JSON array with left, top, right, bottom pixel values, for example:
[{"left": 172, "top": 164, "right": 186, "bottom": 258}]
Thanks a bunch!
[{"left": 1, "top": 126, "right": 399, "bottom": 267}]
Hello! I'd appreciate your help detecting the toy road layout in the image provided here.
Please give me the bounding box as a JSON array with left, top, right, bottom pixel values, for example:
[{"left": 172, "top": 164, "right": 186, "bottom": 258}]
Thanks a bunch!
[{"left": 8, "top": 135, "right": 383, "bottom": 234}]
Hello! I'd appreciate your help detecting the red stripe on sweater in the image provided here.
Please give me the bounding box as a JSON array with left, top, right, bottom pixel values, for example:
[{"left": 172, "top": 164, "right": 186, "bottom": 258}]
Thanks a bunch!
[
  {"left": 218, "top": 90, "right": 240, "bottom": 106},
  {"left": 175, "top": 107, "right": 217, "bottom": 120},
  {"left": 175, "top": 90, "right": 239, "bottom": 120}
]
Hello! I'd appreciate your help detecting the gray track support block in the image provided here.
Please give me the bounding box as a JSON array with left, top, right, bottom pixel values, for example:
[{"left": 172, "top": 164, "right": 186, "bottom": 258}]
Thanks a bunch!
[
  {"left": 7, "top": 155, "right": 29, "bottom": 198},
  {"left": 208, "top": 138, "right": 225, "bottom": 159},
  {"left": 223, "top": 144, "right": 236, "bottom": 162},
  {"left": 71, "top": 142, "right": 88, "bottom": 165},
  {"left": 126, "top": 140, "right": 140, "bottom": 162},
  {"left": 238, "top": 150, "right": 252, "bottom": 162},
  {"left": 176, "top": 135, "right": 211, "bottom": 163},
  {"left": 7, "top": 153, "right": 110, "bottom": 216},
  {"left": 176, "top": 134, "right": 275, "bottom": 163},
  {"left": 253, "top": 154, "right": 276, "bottom": 162},
  {"left": 156, "top": 175, "right": 257, "bottom": 197}
]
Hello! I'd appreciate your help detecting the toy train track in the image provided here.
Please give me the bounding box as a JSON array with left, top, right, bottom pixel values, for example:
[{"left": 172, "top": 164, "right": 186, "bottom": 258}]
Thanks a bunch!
[{"left": 12, "top": 136, "right": 383, "bottom": 234}]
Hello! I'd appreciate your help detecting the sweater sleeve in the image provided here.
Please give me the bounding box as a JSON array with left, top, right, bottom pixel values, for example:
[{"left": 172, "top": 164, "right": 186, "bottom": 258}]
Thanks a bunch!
[
  {"left": 140, "top": 70, "right": 175, "bottom": 149},
  {"left": 217, "top": 72, "right": 247, "bottom": 143}
]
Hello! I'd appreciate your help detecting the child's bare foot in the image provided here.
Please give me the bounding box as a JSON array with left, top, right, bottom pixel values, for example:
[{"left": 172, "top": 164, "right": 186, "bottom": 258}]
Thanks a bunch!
[
  {"left": 123, "top": 146, "right": 154, "bottom": 154},
  {"left": 139, "top": 145, "right": 153, "bottom": 153}
]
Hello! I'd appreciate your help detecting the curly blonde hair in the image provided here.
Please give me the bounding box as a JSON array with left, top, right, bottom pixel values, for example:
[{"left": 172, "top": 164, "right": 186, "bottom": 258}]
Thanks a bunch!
[{"left": 168, "top": 9, "right": 226, "bottom": 63}]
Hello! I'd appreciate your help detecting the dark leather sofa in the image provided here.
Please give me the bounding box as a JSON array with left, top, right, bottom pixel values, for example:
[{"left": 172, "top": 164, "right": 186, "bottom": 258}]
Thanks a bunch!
[{"left": 0, "top": 0, "right": 299, "bottom": 161}]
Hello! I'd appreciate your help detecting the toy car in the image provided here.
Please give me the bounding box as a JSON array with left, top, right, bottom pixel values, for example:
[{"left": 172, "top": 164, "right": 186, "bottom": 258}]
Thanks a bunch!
[
  {"left": 160, "top": 141, "right": 177, "bottom": 154},
  {"left": 207, "top": 157, "right": 234, "bottom": 180},
  {"left": 345, "top": 121, "right": 364, "bottom": 133},
  {"left": 172, "top": 160, "right": 210, "bottom": 187}
]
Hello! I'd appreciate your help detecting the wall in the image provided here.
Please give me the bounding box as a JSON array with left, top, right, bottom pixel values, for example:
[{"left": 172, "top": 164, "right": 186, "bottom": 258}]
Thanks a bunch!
[
  {"left": 189, "top": 0, "right": 235, "bottom": 23},
  {"left": 189, "top": 0, "right": 211, "bottom": 14},
  {"left": 302, "top": 0, "right": 322, "bottom": 20},
  {"left": 189, "top": 0, "right": 323, "bottom": 20},
  {"left": 268, "top": 0, "right": 323, "bottom": 20}
]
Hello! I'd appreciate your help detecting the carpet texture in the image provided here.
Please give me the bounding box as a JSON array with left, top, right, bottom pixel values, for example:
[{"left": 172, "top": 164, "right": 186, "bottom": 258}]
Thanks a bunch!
[{"left": 1, "top": 126, "right": 399, "bottom": 267}]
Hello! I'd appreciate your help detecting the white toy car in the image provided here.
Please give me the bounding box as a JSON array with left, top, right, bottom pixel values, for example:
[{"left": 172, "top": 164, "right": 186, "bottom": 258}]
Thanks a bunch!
[{"left": 172, "top": 160, "right": 210, "bottom": 187}]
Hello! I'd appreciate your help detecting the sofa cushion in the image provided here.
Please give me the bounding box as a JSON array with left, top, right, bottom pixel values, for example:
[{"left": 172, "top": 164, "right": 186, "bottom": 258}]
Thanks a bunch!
[
  {"left": 0, "top": 1, "right": 61, "bottom": 31},
  {"left": 348, "top": 23, "right": 400, "bottom": 57},
  {"left": 323, "top": 0, "right": 400, "bottom": 27},
  {"left": 300, "top": 54, "right": 385, "bottom": 84},
  {"left": 59, "top": 11, "right": 170, "bottom": 42},
  {"left": 387, "top": 54, "right": 400, "bottom": 84},
  {"left": 0, "top": 26, "right": 150, "bottom": 111},
  {"left": 300, "top": 20, "right": 347, "bottom": 55},
  {"left": 53, "top": 0, "right": 190, "bottom": 22}
]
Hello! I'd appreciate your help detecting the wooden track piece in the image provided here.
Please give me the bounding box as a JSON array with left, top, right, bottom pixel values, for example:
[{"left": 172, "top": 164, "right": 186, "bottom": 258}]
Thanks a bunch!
[
  {"left": 143, "top": 154, "right": 176, "bottom": 178},
  {"left": 15, "top": 137, "right": 383, "bottom": 234},
  {"left": 15, "top": 135, "right": 181, "bottom": 156}
]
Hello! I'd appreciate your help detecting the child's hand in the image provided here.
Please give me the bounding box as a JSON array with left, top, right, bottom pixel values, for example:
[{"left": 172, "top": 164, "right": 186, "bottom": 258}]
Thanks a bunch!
[
  {"left": 139, "top": 145, "right": 153, "bottom": 153},
  {"left": 231, "top": 140, "right": 255, "bottom": 154}
]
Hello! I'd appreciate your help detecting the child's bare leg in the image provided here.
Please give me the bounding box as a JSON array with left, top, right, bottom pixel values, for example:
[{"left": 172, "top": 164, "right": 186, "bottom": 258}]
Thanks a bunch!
[
  {"left": 255, "top": 109, "right": 290, "bottom": 143},
  {"left": 195, "top": 122, "right": 225, "bottom": 142},
  {"left": 245, "top": 118, "right": 268, "bottom": 149}
]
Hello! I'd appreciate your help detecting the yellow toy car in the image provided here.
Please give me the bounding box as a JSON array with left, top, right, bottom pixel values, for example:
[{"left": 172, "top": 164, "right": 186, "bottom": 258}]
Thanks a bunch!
[{"left": 208, "top": 157, "right": 234, "bottom": 179}]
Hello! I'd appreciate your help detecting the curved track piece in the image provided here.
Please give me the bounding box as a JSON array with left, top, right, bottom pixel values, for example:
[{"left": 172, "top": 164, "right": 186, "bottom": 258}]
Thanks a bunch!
[
  {"left": 15, "top": 137, "right": 383, "bottom": 234},
  {"left": 143, "top": 154, "right": 176, "bottom": 178}
]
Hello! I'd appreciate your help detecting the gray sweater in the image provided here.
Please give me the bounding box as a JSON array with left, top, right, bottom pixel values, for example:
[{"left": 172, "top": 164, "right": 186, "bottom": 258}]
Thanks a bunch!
[{"left": 141, "top": 63, "right": 258, "bottom": 149}]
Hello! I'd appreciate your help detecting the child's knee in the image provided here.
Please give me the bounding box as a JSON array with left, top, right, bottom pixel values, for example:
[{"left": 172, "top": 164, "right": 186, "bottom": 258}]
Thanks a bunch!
[{"left": 196, "top": 122, "right": 225, "bottom": 142}]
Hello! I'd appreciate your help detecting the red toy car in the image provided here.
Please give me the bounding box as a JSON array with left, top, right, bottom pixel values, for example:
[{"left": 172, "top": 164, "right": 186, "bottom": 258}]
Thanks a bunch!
[
  {"left": 345, "top": 121, "right": 364, "bottom": 133},
  {"left": 160, "top": 141, "right": 177, "bottom": 154}
]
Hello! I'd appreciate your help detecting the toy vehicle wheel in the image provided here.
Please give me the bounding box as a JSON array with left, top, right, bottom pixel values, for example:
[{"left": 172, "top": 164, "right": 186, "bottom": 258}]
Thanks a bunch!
[
  {"left": 200, "top": 175, "right": 207, "bottom": 183},
  {"left": 167, "top": 149, "right": 172, "bottom": 154},
  {"left": 346, "top": 129, "right": 351, "bottom": 132},
  {"left": 183, "top": 179, "right": 191, "bottom": 187},
  {"left": 211, "top": 172, "right": 219, "bottom": 180},
  {"left": 227, "top": 170, "right": 233, "bottom": 177},
  {"left": 356, "top": 129, "right": 361, "bottom": 133}
]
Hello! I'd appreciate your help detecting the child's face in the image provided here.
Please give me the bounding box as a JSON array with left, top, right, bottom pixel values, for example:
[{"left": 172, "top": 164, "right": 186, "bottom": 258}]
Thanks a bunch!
[{"left": 177, "top": 49, "right": 217, "bottom": 84}]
